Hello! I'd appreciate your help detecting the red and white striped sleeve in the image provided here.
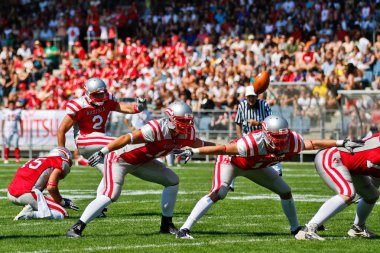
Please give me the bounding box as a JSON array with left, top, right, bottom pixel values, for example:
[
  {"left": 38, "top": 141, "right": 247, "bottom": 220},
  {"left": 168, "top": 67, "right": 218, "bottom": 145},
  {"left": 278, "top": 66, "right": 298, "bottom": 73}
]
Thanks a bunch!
[
  {"left": 65, "top": 100, "right": 82, "bottom": 120},
  {"left": 291, "top": 130, "right": 304, "bottom": 153},
  {"left": 141, "top": 120, "right": 164, "bottom": 142},
  {"left": 236, "top": 133, "right": 257, "bottom": 157}
]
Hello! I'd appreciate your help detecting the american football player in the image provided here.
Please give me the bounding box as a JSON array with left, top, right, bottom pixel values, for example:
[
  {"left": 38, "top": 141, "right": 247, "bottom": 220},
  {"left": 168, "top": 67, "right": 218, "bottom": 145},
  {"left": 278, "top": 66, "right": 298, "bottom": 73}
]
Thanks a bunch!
[
  {"left": 1, "top": 100, "right": 23, "bottom": 163},
  {"left": 57, "top": 77, "right": 146, "bottom": 212},
  {"left": 173, "top": 115, "right": 363, "bottom": 239},
  {"left": 66, "top": 101, "right": 216, "bottom": 237},
  {"left": 295, "top": 134, "right": 380, "bottom": 240},
  {"left": 8, "top": 147, "right": 78, "bottom": 220}
]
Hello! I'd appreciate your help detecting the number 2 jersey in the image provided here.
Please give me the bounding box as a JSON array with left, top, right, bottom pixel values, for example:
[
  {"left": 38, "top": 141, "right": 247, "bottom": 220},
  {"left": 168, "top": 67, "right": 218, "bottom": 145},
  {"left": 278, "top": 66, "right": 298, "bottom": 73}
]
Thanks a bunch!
[
  {"left": 8, "top": 156, "right": 71, "bottom": 197},
  {"left": 65, "top": 95, "right": 119, "bottom": 138},
  {"left": 231, "top": 130, "right": 304, "bottom": 170},
  {"left": 116, "top": 119, "right": 196, "bottom": 165}
]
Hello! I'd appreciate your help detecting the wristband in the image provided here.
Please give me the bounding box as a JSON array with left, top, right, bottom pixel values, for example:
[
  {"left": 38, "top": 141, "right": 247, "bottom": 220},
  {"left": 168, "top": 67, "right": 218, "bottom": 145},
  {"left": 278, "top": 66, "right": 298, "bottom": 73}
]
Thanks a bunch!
[
  {"left": 133, "top": 104, "right": 140, "bottom": 113},
  {"left": 128, "top": 133, "right": 134, "bottom": 144},
  {"left": 100, "top": 147, "right": 110, "bottom": 155},
  {"left": 222, "top": 145, "right": 227, "bottom": 154},
  {"left": 47, "top": 182, "right": 57, "bottom": 187},
  {"left": 336, "top": 140, "right": 344, "bottom": 146},
  {"left": 192, "top": 148, "right": 200, "bottom": 154}
]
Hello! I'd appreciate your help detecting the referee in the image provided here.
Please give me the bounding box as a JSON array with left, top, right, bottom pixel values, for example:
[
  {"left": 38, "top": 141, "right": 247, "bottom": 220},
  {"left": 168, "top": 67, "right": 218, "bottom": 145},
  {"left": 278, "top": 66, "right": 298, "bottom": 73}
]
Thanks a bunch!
[{"left": 235, "top": 86, "right": 272, "bottom": 137}]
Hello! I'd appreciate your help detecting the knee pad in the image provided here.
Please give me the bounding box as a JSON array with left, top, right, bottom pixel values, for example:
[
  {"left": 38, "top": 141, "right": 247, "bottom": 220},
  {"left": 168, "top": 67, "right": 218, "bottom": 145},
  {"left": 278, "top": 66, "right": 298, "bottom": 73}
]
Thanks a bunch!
[{"left": 217, "top": 183, "right": 230, "bottom": 200}]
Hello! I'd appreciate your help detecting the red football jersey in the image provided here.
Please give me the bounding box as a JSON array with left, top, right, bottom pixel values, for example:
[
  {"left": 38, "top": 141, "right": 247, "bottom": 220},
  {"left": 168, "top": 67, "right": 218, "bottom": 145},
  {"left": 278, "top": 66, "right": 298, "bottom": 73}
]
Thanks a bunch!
[
  {"left": 339, "top": 134, "right": 380, "bottom": 177},
  {"left": 118, "top": 119, "right": 196, "bottom": 165},
  {"left": 8, "top": 156, "right": 70, "bottom": 196},
  {"left": 65, "top": 94, "right": 119, "bottom": 137},
  {"left": 231, "top": 130, "right": 304, "bottom": 170}
]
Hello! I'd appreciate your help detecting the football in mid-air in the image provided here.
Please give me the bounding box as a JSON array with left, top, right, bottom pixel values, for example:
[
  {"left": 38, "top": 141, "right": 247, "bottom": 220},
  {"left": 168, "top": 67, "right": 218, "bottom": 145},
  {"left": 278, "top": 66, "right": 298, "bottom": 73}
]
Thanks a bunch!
[{"left": 253, "top": 71, "right": 270, "bottom": 94}]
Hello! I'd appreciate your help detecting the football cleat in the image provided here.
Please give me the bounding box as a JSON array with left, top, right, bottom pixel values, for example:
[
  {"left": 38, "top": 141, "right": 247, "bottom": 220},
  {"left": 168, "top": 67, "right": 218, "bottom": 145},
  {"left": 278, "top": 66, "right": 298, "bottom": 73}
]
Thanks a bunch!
[
  {"left": 291, "top": 226, "right": 303, "bottom": 236},
  {"left": 294, "top": 224, "right": 325, "bottom": 241},
  {"left": 176, "top": 229, "right": 194, "bottom": 239},
  {"left": 160, "top": 222, "right": 178, "bottom": 234},
  {"left": 317, "top": 224, "right": 326, "bottom": 231},
  {"left": 347, "top": 224, "right": 378, "bottom": 238},
  {"left": 14, "top": 205, "right": 34, "bottom": 220},
  {"left": 66, "top": 220, "right": 86, "bottom": 238}
]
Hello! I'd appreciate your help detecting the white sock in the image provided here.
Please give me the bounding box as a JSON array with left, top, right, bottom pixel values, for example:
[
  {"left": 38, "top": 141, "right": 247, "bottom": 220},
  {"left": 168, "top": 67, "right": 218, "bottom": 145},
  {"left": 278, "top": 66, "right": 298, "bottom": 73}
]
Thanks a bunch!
[
  {"left": 161, "top": 185, "right": 179, "bottom": 217},
  {"left": 80, "top": 195, "right": 112, "bottom": 224},
  {"left": 181, "top": 195, "right": 214, "bottom": 231},
  {"left": 354, "top": 199, "right": 375, "bottom": 226},
  {"left": 96, "top": 178, "right": 105, "bottom": 197},
  {"left": 309, "top": 195, "right": 347, "bottom": 226},
  {"left": 280, "top": 198, "right": 299, "bottom": 231}
]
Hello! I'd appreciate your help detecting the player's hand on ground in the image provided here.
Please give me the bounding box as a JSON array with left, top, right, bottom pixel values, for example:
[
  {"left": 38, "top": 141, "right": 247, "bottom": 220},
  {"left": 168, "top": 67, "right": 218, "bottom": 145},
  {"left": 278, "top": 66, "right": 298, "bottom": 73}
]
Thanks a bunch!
[
  {"left": 343, "top": 138, "right": 364, "bottom": 153},
  {"left": 88, "top": 151, "right": 105, "bottom": 167},
  {"left": 136, "top": 97, "right": 147, "bottom": 111},
  {"left": 172, "top": 148, "right": 193, "bottom": 164},
  {"left": 61, "top": 198, "right": 79, "bottom": 211}
]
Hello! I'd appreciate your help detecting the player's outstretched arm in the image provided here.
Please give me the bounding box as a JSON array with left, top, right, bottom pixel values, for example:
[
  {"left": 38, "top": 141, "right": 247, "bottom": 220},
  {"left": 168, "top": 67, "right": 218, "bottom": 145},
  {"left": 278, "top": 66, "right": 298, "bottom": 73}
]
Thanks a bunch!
[
  {"left": 88, "top": 130, "right": 145, "bottom": 166},
  {"left": 191, "top": 138, "right": 218, "bottom": 148},
  {"left": 116, "top": 98, "right": 147, "bottom": 114},
  {"left": 57, "top": 116, "right": 75, "bottom": 147},
  {"left": 303, "top": 139, "right": 364, "bottom": 151}
]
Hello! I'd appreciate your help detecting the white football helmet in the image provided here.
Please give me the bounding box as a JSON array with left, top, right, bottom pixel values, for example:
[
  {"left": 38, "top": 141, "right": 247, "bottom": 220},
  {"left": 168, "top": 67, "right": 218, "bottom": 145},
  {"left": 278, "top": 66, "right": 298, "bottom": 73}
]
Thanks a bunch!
[
  {"left": 47, "top": 147, "right": 73, "bottom": 177},
  {"left": 84, "top": 78, "right": 109, "bottom": 106},
  {"left": 165, "top": 101, "right": 194, "bottom": 134},
  {"left": 262, "top": 115, "right": 289, "bottom": 152}
]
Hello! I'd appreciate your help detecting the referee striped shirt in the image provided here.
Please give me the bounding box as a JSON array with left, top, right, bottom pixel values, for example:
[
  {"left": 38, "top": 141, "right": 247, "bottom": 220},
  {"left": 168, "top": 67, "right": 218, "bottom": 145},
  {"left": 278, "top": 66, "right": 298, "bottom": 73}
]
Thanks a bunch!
[{"left": 234, "top": 99, "right": 272, "bottom": 135}]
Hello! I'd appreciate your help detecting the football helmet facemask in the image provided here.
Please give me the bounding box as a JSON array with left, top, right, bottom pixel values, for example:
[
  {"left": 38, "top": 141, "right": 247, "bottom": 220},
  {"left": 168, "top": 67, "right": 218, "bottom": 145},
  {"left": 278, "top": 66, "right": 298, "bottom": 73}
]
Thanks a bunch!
[
  {"left": 165, "top": 101, "right": 194, "bottom": 134},
  {"left": 84, "top": 78, "right": 109, "bottom": 106},
  {"left": 262, "top": 115, "right": 289, "bottom": 152}
]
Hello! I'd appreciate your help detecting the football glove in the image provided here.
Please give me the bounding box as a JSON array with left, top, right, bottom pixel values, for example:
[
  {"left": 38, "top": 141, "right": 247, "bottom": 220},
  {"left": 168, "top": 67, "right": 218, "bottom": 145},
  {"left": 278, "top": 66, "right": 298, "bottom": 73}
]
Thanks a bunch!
[
  {"left": 343, "top": 138, "right": 364, "bottom": 154},
  {"left": 172, "top": 148, "right": 193, "bottom": 164},
  {"left": 136, "top": 97, "right": 147, "bottom": 111},
  {"left": 61, "top": 198, "right": 79, "bottom": 211},
  {"left": 88, "top": 151, "right": 105, "bottom": 167}
]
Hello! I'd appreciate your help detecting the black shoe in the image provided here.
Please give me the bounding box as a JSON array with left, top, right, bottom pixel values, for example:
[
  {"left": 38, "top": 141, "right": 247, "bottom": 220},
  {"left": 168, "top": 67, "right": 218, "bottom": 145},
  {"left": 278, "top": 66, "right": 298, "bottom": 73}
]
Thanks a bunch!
[
  {"left": 160, "top": 222, "right": 178, "bottom": 234},
  {"left": 176, "top": 228, "right": 194, "bottom": 239},
  {"left": 317, "top": 225, "right": 326, "bottom": 231},
  {"left": 66, "top": 220, "right": 86, "bottom": 238},
  {"left": 229, "top": 186, "right": 235, "bottom": 192},
  {"left": 291, "top": 226, "right": 303, "bottom": 236},
  {"left": 97, "top": 208, "right": 108, "bottom": 218}
]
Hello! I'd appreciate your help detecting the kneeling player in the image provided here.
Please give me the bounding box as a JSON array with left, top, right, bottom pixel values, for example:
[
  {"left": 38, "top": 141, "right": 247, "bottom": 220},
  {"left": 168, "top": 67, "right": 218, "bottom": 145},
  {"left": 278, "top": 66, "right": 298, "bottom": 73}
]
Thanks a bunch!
[{"left": 7, "top": 147, "right": 79, "bottom": 220}]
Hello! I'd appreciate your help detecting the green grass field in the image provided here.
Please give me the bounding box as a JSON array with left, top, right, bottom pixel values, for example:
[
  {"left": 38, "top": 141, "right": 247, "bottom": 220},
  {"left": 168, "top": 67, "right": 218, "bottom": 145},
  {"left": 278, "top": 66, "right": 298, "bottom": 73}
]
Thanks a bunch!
[{"left": 1, "top": 162, "right": 380, "bottom": 253}]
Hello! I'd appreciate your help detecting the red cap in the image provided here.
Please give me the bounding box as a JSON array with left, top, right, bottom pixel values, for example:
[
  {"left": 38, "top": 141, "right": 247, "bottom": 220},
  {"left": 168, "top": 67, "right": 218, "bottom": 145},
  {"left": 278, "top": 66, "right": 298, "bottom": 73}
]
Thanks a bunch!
[
  {"left": 75, "top": 41, "right": 81, "bottom": 46},
  {"left": 90, "top": 41, "right": 98, "bottom": 47},
  {"left": 63, "top": 52, "right": 69, "bottom": 57},
  {"left": 19, "top": 83, "right": 26, "bottom": 90}
]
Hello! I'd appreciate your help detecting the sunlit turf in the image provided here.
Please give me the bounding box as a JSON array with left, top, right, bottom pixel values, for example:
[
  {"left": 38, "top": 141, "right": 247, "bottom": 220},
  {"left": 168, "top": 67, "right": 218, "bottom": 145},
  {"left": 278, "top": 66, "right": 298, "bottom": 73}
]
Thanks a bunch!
[{"left": 1, "top": 162, "right": 380, "bottom": 253}]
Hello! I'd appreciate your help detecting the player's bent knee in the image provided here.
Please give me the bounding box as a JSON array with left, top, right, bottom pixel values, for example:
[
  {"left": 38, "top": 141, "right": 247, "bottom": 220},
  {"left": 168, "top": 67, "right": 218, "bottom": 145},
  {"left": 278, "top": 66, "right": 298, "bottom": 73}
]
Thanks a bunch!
[
  {"left": 216, "top": 183, "right": 230, "bottom": 200},
  {"left": 279, "top": 192, "right": 292, "bottom": 200},
  {"left": 164, "top": 171, "right": 179, "bottom": 187}
]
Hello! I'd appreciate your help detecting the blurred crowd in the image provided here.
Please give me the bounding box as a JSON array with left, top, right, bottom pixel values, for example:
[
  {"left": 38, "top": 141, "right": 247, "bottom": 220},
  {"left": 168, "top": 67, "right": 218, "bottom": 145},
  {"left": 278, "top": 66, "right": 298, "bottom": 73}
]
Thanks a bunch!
[{"left": 0, "top": 0, "right": 380, "bottom": 139}]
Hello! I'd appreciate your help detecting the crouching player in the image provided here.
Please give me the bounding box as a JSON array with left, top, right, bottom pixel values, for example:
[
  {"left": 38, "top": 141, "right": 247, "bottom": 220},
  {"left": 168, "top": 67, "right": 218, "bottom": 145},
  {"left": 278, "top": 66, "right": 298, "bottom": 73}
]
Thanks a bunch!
[
  {"left": 7, "top": 147, "right": 79, "bottom": 220},
  {"left": 173, "top": 115, "right": 363, "bottom": 239}
]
